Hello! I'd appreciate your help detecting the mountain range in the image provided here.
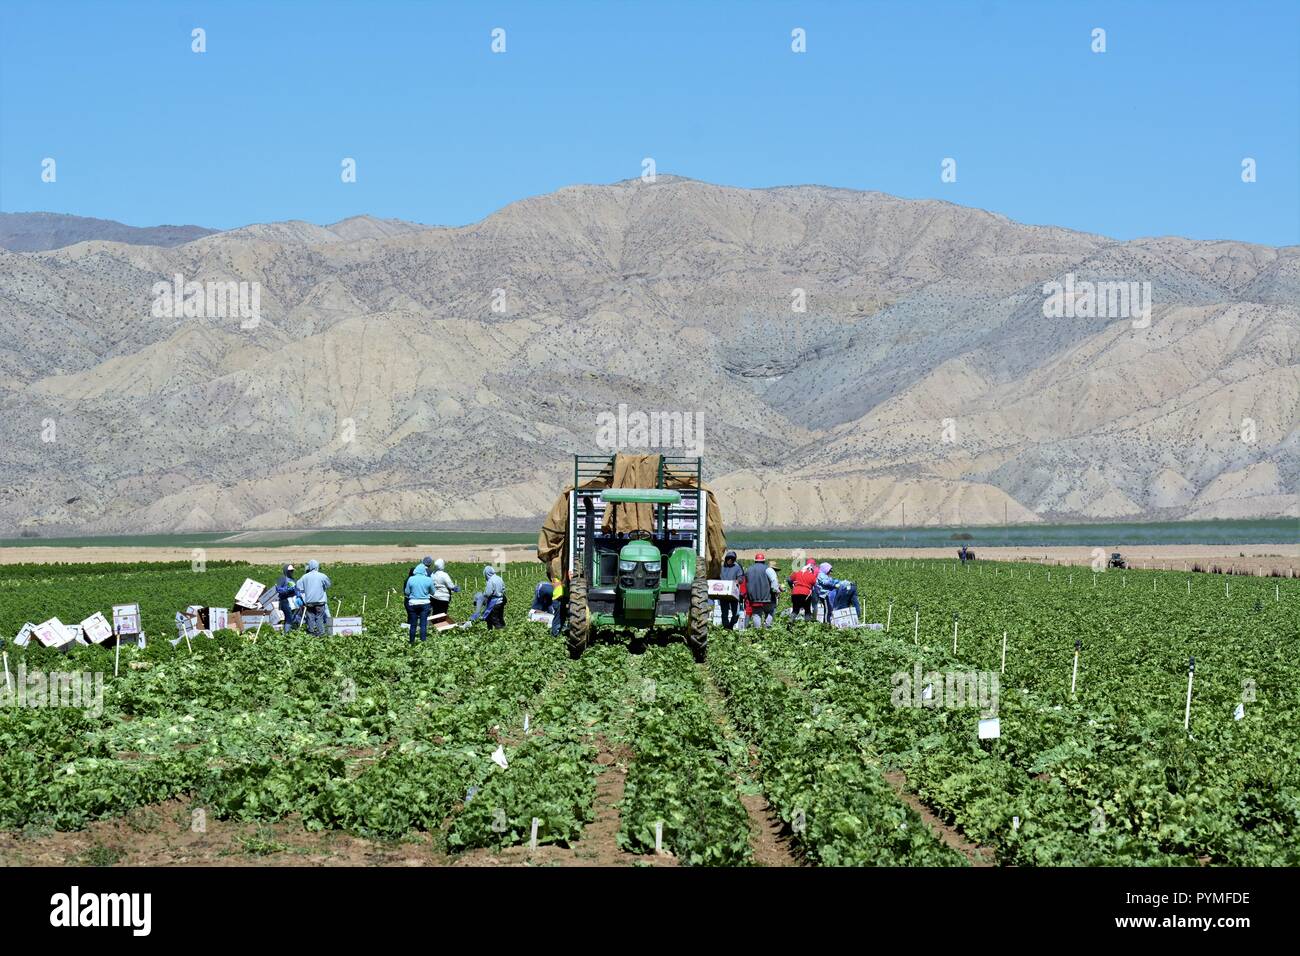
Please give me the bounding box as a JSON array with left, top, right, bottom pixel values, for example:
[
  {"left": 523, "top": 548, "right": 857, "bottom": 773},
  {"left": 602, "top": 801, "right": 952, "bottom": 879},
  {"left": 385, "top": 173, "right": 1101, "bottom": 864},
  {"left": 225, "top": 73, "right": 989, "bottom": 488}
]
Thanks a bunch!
[{"left": 1, "top": 178, "right": 1296, "bottom": 535}]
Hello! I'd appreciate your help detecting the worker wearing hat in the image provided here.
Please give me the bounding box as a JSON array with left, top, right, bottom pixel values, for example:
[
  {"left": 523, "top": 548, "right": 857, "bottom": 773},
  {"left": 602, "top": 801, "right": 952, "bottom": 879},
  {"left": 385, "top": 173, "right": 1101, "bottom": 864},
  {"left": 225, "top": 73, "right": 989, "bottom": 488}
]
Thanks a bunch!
[{"left": 275, "top": 564, "right": 301, "bottom": 633}]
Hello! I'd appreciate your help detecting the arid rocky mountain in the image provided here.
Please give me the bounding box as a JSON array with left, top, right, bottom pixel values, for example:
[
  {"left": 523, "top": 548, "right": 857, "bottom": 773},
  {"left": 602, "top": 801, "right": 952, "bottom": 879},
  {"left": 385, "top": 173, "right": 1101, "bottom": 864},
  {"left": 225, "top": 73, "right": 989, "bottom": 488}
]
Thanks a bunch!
[
  {"left": 0, "top": 177, "right": 1296, "bottom": 534},
  {"left": 0, "top": 212, "right": 217, "bottom": 252}
]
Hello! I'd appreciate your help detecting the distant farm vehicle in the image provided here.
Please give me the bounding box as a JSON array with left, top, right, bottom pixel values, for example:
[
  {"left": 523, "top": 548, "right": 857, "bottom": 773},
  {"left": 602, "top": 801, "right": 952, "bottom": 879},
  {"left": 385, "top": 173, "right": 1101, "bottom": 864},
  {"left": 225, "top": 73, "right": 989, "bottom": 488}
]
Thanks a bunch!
[
  {"left": 1109, "top": 552, "right": 1127, "bottom": 570},
  {"left": 957, "top": 546, "right": 976, "bottom": 564},
  {"left": 538, "top": 454, "right": 724, "bottom": 662}
]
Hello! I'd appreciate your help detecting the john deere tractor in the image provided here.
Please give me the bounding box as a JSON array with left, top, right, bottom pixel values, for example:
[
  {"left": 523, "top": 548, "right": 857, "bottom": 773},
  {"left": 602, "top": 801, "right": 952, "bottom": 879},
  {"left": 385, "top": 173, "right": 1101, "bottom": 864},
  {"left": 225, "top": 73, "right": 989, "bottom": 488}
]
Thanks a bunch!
[{"left": 553, "top": 455, "right": 716, "bottom": 662}]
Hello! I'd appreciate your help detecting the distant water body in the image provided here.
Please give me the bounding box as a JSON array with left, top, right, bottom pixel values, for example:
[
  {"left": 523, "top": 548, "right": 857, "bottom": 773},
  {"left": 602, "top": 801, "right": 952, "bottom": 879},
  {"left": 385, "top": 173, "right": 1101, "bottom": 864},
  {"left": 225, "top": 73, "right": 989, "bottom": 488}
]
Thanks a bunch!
[{"left": 727, "top": 519, "right": 1297, "bottom": 550}]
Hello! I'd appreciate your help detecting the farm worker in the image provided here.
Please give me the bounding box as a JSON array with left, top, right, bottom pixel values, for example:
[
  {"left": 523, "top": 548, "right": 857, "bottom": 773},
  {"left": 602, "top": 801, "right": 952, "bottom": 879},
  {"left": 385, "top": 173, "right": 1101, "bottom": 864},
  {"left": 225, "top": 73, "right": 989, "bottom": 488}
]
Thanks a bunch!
[
  {"left": 298, "top": 560, "right": 333, "bottom": 637},
  {"left": 404, "top": 564, "right": 435, "bottom": 644},
  {"left": 275, "top": 564, "right": 302, "bottom": 633},
  {"left": 816, "top": 562, "right": 860, "bottom": 618},
  {"left": 789, "top": 559, "right": 818, "bottom": 621},
  {"left": 404, "top": 556, "right": 434, "bottom": 616},
  {"left": 550, "top": 578, "right": 566, "bottom": 637},
  {"left": 743, "top": 552, "right": 774, "bottom": 630},
  {"left": 429, "top": 558, "right": 458, "bottom": 620},
  {"left": 532, "top": 580, "right": 555, "bottom": 612},
  {"left": 717, "top": 550, "right": 744, "bottom": 629},
  {"left": 470, "top": 565, "right": 507, "bottom": 629},
  {"left": 765, "top": 559, "right": 782, "bottom": 625}
]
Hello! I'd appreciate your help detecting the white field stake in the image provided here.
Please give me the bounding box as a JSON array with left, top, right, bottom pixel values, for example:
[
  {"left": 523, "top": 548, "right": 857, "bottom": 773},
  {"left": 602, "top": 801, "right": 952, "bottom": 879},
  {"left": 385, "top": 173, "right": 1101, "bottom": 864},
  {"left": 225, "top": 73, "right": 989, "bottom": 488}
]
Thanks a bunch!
[
  {"left": 1153, "top": 577, "right": 1157, "bottom": 593},
  {"left": 1184, "top": 657, "right": 1195, "bottom": 731},
  {"left": 913, "top": 610, "right": 919, "bottom": 645},
  {"left": 1187, "top": 578, "right": 1191, "bottom": 595},
  {"left": 524, "top": 712, "right": 530, "bottom": 733},
  {"left": 361, "top": 593, "right": 367, "bottom": 615},
  {"left": 1092, "top": 574, "right": 1097, "bottom": 588},
  {"left": 114, "top": 638, "right": 121, "bottom": 677},
  {"left": 1000, "top": 632, "right": 1007, "bottom": 674},
  {"left": 1071, "top": 641, "right": 1081, "bottom": 695},
  {"left": 184, "top": 631, "right": 193, "bottom": 654},
  {"left": 1226, "top": 580, "right": 1230, "bottom": 598},
  {"left": 1069, "top": 573, "right": 1073, "bottom": 586},
  {"left": 2, "top": 651, "right": 9, "bottom": 692},
  {"left": 952, "top": 616, "right": 959, "bottom": 655},
  {"left": 1277, "top": 583, "right": 1280, "bottom": 602},
  {"left": 386, "top": 590, "right": 391, "bottom": 609},
  {"left": 335, "top": 599, "right": 342, "bottom": 617},
  {"left": 886, "top": 601, "right": 893, "bottom": 632},
  {"left": 654, "top": 821, "right": 664, "bottom": 854},
  {"left": 529, "top": 817, "right": 540, "bottom": 851}
]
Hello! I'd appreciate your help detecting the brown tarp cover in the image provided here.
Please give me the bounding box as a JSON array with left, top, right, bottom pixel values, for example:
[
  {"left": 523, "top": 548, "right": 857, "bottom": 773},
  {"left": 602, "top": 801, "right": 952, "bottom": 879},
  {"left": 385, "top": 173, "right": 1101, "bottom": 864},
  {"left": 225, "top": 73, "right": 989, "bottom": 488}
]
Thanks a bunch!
[{"left": 537, "top": 453, "right": 725, "bottom": 581}]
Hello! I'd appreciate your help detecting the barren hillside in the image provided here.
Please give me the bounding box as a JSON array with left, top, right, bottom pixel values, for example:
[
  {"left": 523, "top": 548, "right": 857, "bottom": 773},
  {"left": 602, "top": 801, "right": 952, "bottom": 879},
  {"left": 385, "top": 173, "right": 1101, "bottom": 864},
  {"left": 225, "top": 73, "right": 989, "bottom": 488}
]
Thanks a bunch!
[{"left": 1, "top": 177, "right": 1296, "bottom": 534}]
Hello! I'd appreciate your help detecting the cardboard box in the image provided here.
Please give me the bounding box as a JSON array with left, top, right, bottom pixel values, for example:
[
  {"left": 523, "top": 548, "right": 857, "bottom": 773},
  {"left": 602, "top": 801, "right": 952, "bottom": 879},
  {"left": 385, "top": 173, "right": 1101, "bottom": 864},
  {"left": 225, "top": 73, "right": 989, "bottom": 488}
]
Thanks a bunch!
[
  {"left": 830, "top": 607, "right": 861, "bottom": 629},
  {"left": 234, "top": 579, "right": 267, "bottom": 610},
  {"left": 208, "top": 608, "right": 230, "bottom": 632},
  {"left": 34, "top": 618, "right": 74, "bottom": 648},
  {"left": 112, "top": 604, "right": 141, "bottom": 636},
  {"left": 527, "top": 609, "right": 554, "bottom": 626},
  {"left": 81, "top": 612, "right": 114, "bottom": 645},
  {"left": 13, "top": 623, "right": 37, "bottom": 648},
  {"left": 707, "top": 579, "right": 739, "bottom": 598},
  {"left": 331, "top": 616, "right": 364, "bottom": 636},
  {"left": 431, "top": 613, "right": 458, "bottom": 632}
]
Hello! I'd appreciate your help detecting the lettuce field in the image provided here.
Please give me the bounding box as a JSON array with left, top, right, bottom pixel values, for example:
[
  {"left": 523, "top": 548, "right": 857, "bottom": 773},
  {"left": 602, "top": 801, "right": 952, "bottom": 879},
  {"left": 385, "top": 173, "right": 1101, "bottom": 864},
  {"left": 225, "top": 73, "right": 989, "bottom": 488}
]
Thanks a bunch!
[{"left": 0, "top": 557, "right": 1296, "bottom": 866}]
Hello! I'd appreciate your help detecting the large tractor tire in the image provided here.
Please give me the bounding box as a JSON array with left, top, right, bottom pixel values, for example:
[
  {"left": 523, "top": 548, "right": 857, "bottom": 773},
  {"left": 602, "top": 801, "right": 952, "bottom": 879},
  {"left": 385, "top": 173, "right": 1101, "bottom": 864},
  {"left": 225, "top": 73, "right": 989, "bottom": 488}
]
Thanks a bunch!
[
  {"left": 567, "top": 576, "right": 591, "bottom": 659},
  {"left": 686, "top": 576, "right": 709, "bottom": 663}
]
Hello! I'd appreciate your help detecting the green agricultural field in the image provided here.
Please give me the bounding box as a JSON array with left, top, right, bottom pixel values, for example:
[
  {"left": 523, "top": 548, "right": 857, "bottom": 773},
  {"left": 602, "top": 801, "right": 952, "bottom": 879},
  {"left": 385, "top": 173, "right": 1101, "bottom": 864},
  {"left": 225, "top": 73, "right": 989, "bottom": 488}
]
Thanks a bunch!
[{"left": 0, "top": 557, "right": 1295, "bottom": 866}]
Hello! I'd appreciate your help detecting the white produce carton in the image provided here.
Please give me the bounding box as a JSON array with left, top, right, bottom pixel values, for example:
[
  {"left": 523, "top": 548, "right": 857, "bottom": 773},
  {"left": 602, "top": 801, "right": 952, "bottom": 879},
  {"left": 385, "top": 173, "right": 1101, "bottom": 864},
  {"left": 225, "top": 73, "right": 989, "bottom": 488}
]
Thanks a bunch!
[
  {"left": 112, "top": 604, "right": 141, "bottom": 636},
  {"left": 80, "top": 612, "right": 114, "bottom": 645},
  {"left": 234, "top": 579, "right": 267, "bottom": 610},
  {"left": 34, "top": 618, "right": 74, "bottom": 648},
  {"left": 707, "top": 579, "right": 739, "bottom": 598}
]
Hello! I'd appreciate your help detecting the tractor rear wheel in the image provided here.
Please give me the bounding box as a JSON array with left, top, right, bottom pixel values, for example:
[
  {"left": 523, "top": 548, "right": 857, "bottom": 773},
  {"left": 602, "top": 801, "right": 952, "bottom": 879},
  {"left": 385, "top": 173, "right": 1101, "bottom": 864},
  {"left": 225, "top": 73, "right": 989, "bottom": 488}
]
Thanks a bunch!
[
  {"left": 567, "top": 576, "right": 590, "bottom": 659},
  {"left": 686, "top": 576, "right": 709, "bottom": 662}
]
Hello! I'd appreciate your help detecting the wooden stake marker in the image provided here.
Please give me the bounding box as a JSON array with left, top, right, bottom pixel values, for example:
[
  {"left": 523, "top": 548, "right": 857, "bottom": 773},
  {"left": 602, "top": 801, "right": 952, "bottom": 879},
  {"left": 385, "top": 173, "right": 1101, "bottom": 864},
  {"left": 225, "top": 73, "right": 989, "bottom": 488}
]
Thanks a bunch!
[
  {"left": 1000, "top": 631, "right": 1007, "bottom": 674},
  {"left": 2, "top": 651, "right": 10, "bottom": 692},
  {"left": 1071, "top": 640, "right": 1081, "bottom": 695},
  {"left": 1184, "top": 656, "right": 1195, "bottom": 731},
  {"left": 886, "top": 600, "right": 893, "bottom": 633}
]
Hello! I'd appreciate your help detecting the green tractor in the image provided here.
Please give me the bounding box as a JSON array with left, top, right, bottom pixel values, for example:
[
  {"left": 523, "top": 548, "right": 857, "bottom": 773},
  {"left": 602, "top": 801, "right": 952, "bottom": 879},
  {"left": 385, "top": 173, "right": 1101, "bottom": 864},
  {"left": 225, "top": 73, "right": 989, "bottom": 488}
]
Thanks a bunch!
[{"left": 560, "top": 457, "right": 715, "bottom": 662}]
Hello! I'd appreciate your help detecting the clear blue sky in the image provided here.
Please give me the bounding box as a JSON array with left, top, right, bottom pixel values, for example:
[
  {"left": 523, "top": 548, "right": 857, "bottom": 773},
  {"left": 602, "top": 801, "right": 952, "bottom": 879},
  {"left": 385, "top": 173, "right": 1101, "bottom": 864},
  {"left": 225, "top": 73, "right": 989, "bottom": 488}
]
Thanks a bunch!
[{"left": 1, "top": 0, "right": 1296, "bottom": 245}]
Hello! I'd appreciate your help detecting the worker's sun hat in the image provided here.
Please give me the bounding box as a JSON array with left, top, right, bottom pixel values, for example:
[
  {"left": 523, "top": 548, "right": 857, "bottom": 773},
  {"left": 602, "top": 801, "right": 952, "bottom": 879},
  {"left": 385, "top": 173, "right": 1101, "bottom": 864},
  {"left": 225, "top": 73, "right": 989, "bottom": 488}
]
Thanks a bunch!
[{"left": 754, "top": 552, "right": 766, "bottom": 561}]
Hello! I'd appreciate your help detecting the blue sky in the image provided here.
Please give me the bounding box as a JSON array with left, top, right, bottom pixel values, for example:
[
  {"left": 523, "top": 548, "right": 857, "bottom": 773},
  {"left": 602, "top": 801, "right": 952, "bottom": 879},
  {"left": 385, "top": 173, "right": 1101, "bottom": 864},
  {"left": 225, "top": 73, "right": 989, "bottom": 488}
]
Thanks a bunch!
[{"left": 1, "top": 0, "right": 1296, "bottom": 244}]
